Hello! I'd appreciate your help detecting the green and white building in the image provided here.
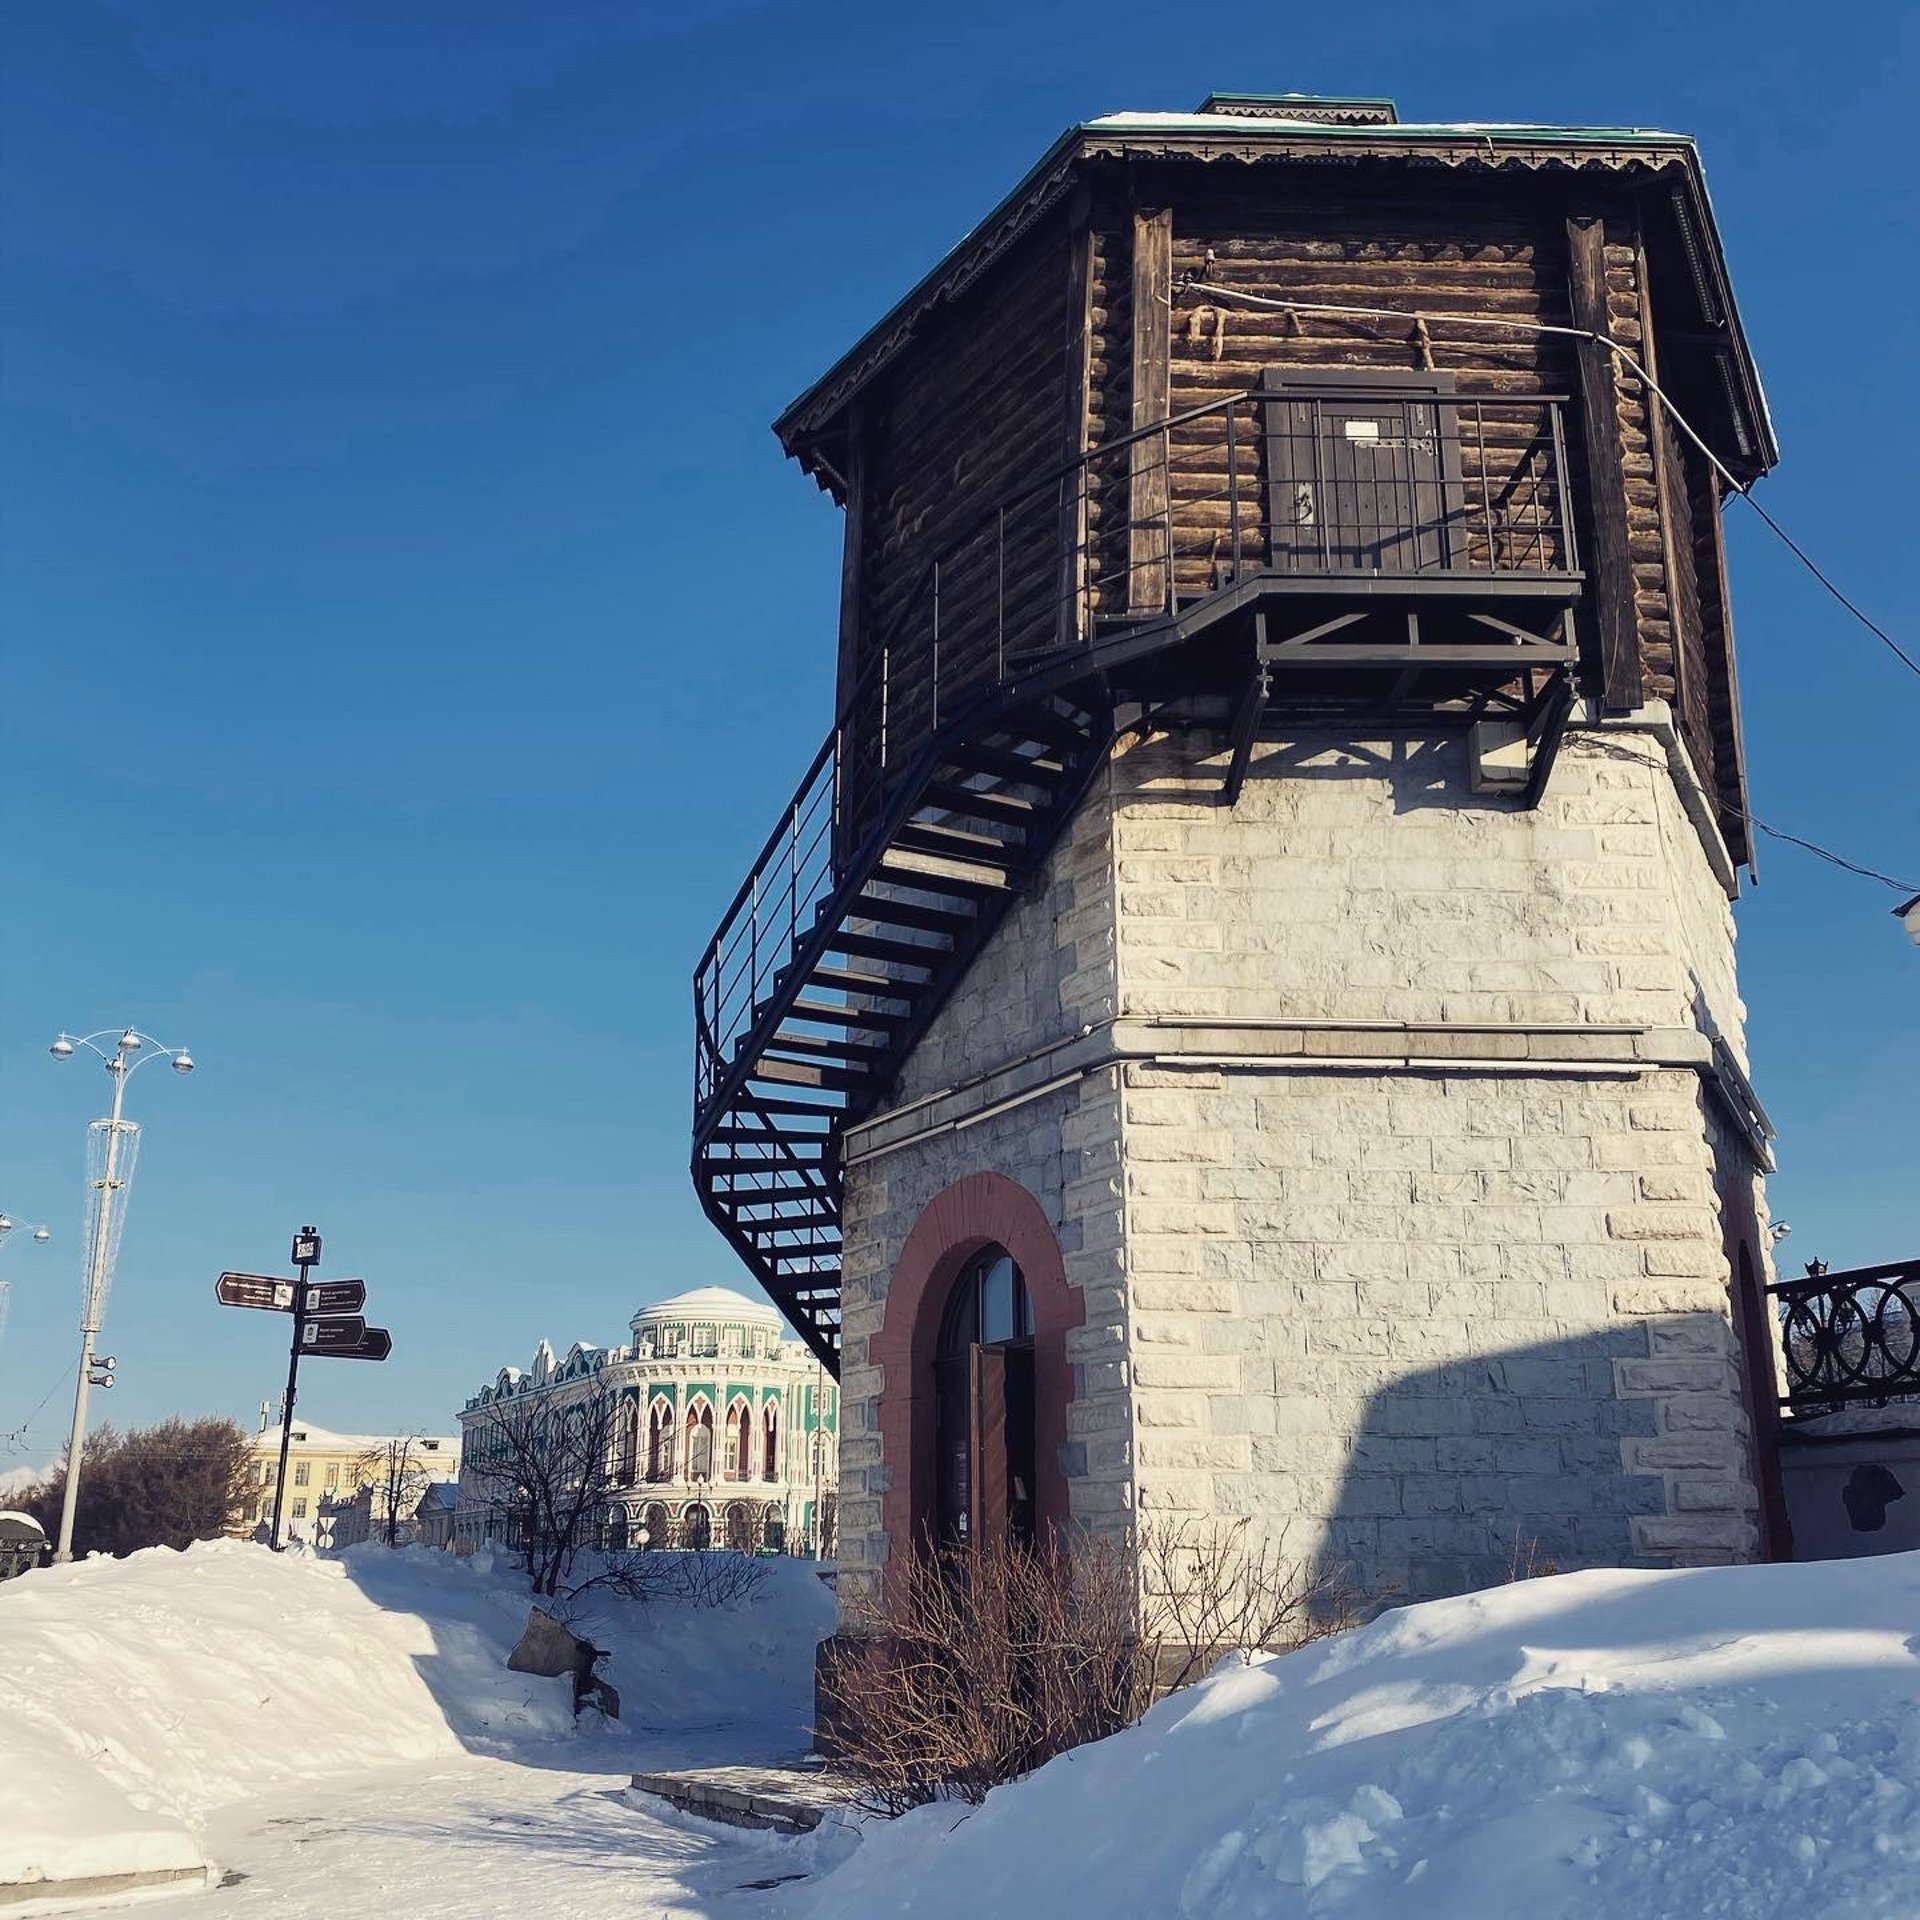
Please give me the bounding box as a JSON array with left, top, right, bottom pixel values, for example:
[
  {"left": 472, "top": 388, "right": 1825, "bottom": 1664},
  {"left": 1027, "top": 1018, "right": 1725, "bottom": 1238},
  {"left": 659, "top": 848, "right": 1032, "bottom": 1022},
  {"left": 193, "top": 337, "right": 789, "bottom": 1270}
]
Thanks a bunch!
[{"left": 455, "top": 1286, "right": 838, "bottom": 1556}]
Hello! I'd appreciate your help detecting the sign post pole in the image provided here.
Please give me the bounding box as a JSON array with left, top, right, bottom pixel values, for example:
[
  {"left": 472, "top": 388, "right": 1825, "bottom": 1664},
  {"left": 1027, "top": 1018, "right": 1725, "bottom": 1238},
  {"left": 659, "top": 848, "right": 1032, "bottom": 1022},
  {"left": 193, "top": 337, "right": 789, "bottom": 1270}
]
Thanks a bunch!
[{"left": 268, "top": 1226, "right": 321, "bottom": 1551}]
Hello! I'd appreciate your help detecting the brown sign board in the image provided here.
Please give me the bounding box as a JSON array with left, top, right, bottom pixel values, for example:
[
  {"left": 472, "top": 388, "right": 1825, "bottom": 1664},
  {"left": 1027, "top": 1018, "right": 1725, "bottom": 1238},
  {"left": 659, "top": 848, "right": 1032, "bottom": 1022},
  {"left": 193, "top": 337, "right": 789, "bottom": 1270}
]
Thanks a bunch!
[
  {"left": 217, "top": 1272, "right": 297, "bottom": 1313},
  {"left": 305, "top": 1279, "right": 366, "bottom": 1317}
]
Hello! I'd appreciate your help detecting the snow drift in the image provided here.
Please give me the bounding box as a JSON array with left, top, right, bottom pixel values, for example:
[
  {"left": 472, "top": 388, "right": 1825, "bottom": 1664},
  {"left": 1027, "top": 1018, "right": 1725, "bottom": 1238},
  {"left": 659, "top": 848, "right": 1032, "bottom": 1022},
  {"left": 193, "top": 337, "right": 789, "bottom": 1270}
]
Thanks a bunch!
[
  {"left": 0, "top": 1538, "right": 834, "bottom": 1894},
  {"left": 0, "top": 1539, "right": 575, "bottom": 1889},
  {"left": 798, "top": 1549, "right": 1920, "bottom": 1920}
]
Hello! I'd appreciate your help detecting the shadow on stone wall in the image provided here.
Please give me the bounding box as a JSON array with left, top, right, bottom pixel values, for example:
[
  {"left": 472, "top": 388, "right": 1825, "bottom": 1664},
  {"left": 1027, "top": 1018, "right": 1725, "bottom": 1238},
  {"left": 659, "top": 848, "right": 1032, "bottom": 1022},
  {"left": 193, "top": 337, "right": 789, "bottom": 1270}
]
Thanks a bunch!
[{"left": 1303, "top": 1311, "right": 1755, "bottom": 1614}]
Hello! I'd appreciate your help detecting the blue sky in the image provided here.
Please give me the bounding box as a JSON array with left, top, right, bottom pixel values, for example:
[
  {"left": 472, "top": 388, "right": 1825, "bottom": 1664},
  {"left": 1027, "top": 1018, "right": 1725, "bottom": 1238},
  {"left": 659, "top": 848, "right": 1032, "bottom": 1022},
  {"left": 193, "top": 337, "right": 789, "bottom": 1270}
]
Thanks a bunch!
[{"left": 2, "top": 0, "right": 1915, "bottom": 1453}]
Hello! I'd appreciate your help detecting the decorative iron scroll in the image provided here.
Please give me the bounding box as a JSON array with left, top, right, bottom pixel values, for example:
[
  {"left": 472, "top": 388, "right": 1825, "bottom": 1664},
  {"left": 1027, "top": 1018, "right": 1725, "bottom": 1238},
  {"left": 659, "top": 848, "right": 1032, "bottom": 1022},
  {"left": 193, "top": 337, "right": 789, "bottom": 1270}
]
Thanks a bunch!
[{"left": 1770, "top": 1260, "right": 1920, "bottom": 1413}]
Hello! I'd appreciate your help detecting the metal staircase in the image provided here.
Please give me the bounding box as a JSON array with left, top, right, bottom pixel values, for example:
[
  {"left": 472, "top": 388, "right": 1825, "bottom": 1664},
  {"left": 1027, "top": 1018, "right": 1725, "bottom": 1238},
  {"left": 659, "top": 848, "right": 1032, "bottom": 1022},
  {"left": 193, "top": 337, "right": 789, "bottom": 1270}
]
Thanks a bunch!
[{"left": 694, "top": 386, "right": 1585, "bottom": 1375}]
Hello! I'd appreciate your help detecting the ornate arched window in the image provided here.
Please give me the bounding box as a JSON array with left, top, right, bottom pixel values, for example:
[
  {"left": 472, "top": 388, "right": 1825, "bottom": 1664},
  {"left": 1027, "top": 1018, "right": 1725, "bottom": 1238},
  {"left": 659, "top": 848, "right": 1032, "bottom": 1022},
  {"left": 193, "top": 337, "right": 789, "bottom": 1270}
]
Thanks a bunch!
[
  {"left": 934, "top": 1245, "right": 1036, "bottom": 1549},
  {"left": 647, "top": 1400, "right": 675, "bottom": 1481},
  {"left": 725, "top": 1403, "right": 749, "bottom": 1481},
  {"left": 686, "top": 1403, "right": 714, "bottom": 1482},
  {"left": 615, "top": 1402, "right": 639, "bottom": 1486},
  {"left": 762, "top": 1403, "right": 779, "bottom": 1481}
]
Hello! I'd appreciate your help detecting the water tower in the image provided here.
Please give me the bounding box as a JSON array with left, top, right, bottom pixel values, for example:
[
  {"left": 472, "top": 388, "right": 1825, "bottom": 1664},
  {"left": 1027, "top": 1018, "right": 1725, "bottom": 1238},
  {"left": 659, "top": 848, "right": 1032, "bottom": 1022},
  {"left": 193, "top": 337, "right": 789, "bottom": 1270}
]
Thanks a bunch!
[{"left": 694, "top": 94, "right": 1784, "bottom": 1608}]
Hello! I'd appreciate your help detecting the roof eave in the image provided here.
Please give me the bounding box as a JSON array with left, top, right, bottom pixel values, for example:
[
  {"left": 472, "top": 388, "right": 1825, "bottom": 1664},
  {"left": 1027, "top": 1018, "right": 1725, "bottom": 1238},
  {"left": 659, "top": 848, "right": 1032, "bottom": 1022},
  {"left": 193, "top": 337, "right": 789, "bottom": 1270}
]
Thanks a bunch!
[{"left": 774, "top": 121, "right": 1777, "bottom": 489}]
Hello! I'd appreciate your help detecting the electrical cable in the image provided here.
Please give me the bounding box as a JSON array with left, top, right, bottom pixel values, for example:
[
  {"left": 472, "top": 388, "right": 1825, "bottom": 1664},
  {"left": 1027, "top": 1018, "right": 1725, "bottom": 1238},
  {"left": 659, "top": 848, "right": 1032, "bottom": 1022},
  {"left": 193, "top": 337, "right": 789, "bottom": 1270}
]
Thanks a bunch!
[
  {"left": 1583, "top": 735, "right": 1918, "bottom": 894},
  {"left": 1177, "top": 280, "right": 1920, "bottom": 683},
  {"left": 2, "top": 1361, "right": 77, "bottom": 1456}
]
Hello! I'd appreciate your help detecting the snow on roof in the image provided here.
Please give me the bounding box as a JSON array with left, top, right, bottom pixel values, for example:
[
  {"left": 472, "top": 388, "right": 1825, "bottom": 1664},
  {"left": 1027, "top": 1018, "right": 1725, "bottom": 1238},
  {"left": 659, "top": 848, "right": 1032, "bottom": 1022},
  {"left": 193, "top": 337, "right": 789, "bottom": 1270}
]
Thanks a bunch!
[
  {"left": 0, "top": 1509, "right": 46, "bottom": 1534},
  {"left": 246, "top": 1423, "right": 458, "bottom": 1454},
  {"left": 632, "top": 1286, "right": 784, "bottom": 1326},
  {"left": 1084, "top": 111, "right": 1692, "bottom": 142}
]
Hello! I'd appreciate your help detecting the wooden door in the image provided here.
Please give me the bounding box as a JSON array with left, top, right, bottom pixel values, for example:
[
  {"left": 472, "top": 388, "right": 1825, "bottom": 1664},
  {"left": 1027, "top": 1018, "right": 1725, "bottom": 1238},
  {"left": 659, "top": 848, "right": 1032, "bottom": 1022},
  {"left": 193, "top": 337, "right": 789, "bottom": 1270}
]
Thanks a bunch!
[
  {"left": 1261, "top": 369, "right": 1462, "bottom": 574},
  {"left": 969, "top": 1345, "right": 1010, "bottom": 1551}
]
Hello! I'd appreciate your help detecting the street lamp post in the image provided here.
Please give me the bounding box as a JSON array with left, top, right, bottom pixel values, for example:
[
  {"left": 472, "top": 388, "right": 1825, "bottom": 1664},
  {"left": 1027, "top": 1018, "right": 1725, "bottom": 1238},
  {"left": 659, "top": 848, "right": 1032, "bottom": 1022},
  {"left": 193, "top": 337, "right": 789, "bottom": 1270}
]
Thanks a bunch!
[
  {"left": 0, "top": 1213, "right": 52, "bottom": 1359},
  {"left": 48, "top": 1028, "right": 195, "bottom": 1563}
]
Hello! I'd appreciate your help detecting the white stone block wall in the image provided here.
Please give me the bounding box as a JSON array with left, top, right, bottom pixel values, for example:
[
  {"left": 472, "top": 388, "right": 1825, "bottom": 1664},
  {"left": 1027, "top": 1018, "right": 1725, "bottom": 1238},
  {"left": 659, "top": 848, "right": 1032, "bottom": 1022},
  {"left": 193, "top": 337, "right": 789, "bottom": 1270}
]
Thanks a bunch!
[{"left": 835, "top": 715, "right": 1772, "bottom": 1610}]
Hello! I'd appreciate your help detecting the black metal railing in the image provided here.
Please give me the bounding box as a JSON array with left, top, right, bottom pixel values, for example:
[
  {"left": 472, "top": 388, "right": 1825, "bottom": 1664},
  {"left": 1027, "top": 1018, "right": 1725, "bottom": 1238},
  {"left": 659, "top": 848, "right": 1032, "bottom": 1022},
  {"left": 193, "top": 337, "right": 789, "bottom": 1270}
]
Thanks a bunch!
[
  {"left": 1771, "top": 1260, "right": 1920, "bottom": 1413},
  {"left": 692, "top": 387, "right": 1578, "bottom": 1119}
]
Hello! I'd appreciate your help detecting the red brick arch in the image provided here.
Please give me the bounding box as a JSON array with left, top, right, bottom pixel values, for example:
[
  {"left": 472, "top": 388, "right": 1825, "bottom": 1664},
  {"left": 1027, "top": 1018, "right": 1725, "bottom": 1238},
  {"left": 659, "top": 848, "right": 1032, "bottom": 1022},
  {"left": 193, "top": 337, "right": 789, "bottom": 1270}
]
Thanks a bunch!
[{"left": 869, "top": 1171, "right": 1083, "bottom": 1557}]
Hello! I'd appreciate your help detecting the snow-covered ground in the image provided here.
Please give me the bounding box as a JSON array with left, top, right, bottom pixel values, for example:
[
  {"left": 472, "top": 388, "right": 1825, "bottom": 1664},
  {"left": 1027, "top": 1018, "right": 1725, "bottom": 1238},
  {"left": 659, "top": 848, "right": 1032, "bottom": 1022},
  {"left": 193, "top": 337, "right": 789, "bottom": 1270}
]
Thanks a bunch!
[
  {"left": 4, "top": 1539, "right": 1918, "bottom": 1918},
  {"left": 798, "top": 1549, "right": 1920, "bottom": 1920},
  {"left": 0, "top": 1538, "right": 835, "bottom": 1911}
]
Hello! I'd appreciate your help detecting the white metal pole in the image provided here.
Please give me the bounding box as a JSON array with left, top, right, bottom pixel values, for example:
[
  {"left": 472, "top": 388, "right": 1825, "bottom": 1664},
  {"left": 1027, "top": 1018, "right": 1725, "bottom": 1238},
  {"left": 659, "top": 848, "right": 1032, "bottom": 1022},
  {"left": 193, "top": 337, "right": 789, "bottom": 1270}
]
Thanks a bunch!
[{"left": 53, "top": 1060, "right": 128, "bottom": 1565}]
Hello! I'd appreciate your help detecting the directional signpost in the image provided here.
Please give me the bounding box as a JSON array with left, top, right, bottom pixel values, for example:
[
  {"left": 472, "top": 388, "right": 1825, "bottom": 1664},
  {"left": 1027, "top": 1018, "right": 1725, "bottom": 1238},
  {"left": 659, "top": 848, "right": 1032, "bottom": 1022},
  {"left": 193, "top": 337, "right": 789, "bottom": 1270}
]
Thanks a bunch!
[{"left": 214, "top": 1226, "right": 392, "bottom": 1548}]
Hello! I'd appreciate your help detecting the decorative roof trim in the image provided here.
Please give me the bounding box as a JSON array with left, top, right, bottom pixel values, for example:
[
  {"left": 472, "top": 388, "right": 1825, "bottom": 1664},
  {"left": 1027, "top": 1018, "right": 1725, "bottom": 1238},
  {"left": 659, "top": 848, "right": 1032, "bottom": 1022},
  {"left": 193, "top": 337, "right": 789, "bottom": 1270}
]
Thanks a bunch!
[{"left": 773, "top": 122, "right": 1775, "bottom": 481}]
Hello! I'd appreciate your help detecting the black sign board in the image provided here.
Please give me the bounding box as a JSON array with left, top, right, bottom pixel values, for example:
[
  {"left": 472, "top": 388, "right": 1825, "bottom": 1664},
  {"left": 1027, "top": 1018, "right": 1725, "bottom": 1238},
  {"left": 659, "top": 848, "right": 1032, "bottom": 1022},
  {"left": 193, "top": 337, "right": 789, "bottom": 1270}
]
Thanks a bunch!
[
  {"left": 305, "top": 1278, "right": 366, "bottom": 1317},
  {"left": 326, "top": 1325, "right": 392, "bottom": 1364},
  {"left": 301, "top": 1315, "right": 367, "bottom": 1353},
  {"left": 217, "top": 1272, "right": 297, "bottom": 1312}
]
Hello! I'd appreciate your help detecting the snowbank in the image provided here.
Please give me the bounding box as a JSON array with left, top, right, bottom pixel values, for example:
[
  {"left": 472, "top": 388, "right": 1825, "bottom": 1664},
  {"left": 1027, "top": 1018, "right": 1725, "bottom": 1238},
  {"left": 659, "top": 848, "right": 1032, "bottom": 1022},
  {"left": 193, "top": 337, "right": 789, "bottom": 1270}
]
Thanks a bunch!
[
  {"left": 0, "top": 1540, "right": 575, "bottom": 1889},
  {"left": 798, "top": 1550, "right": 1920, "bottom": 1920},
  {"left": 0, "top": 1539, "right": 838, "bottom": 1895}
]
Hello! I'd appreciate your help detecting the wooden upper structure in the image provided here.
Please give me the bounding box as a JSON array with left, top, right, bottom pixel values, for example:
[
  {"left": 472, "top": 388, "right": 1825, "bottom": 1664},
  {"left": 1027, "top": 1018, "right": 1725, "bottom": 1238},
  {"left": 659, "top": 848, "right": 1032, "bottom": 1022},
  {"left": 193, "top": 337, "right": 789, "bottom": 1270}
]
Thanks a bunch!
[{"left": 776, "top": 92, "right": 1773, "bottom": 867}]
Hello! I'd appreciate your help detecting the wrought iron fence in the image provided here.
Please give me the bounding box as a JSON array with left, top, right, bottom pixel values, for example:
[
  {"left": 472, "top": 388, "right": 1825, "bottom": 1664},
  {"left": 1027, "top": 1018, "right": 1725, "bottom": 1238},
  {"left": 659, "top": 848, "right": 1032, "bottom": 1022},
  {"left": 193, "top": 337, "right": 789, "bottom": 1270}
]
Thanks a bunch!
[{"left": 1770, "top": 1260, "right": 1920, "bottom": 1413}]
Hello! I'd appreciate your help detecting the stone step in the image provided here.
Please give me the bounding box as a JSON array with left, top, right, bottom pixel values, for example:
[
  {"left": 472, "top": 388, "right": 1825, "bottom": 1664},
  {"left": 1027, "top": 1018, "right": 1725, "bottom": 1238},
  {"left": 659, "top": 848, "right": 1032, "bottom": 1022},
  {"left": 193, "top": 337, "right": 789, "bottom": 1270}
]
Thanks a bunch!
[{"left": 627, "top": 1761, "right": 856, "bottom": 1836}]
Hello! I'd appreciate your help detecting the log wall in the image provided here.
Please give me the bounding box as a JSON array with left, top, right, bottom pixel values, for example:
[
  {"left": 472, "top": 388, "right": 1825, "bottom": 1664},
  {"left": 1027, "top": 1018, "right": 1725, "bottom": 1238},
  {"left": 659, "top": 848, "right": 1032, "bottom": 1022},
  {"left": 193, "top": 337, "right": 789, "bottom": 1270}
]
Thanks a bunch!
[
  {"left": 841, "top": 216, "right": 1074, "bottom": 799},
  {"left": 824, "top": 160, "right": 1744, "bottom": 853}
]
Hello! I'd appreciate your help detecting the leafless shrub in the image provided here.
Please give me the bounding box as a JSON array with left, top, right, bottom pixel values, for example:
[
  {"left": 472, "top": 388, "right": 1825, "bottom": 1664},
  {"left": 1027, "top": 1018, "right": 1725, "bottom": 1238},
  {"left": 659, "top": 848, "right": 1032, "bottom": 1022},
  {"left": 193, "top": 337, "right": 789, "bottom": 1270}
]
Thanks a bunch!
[
  {"left": 562, "top": 1547, "right": 769, "bottom": 1610},
  {"left": 827, "top": 1521, "right": 1354, "bottom": 1816},
  {"left": 829, "top": 1531, "right": 1140, "bottom": 1814},
  {"left": 1506, "top": 1527, "right": 1561, "bottom": 1582},
  {"left": 667, "top": 1547, "right": 770, "bottom": 1608},
  {"left": 1137, "top": 1516, "right": 1356, "bottom": 1695}
]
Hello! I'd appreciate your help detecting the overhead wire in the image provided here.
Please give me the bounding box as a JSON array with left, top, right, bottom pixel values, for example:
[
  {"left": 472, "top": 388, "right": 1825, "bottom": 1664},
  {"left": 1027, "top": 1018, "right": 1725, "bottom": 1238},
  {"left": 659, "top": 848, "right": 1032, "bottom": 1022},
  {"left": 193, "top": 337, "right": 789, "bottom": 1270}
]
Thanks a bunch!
[
  {"left": 2, "top": 1360, "right": 77, "bottom": 1457},
  {"left": 1580, "top": 736, "right": 1918, "bottom": 895},
  {"left": 1177, "top": 280, "right": 1920, "bottom": 683}
]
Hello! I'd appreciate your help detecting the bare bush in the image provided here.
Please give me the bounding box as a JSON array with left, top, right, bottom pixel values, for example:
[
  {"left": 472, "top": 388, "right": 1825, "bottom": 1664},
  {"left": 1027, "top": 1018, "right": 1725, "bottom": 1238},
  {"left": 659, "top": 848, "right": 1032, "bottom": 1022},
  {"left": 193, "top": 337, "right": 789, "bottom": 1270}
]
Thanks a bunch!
[
  {"left": 562, "top": 1547, "right": 770, "bottom": 1611},
  {"left": 1505, "top": 1527, "right": 1561, "bottom": 1582},
  {"left": 829, "top": 1532, "right": 1141, "bottom": 1814},
  {"left": 828, "top": 1521, "right": 1354, "bottom": 1815},
  {"left": 1137, "top": 1516, "right": 1355, "bottom": 1695}
]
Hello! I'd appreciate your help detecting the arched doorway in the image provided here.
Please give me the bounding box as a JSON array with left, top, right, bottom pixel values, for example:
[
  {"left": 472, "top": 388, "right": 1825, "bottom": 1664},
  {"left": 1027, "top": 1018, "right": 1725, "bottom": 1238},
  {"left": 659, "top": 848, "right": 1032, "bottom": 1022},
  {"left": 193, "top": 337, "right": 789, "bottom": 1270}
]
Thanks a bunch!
[
  {"left": 934, "top": 1245, "right": 1036, "bottom": 1548},
  {"left": 681, "top": 1502, "right": 711, "bottom": 1550},
  {"left": 641, "top": 1502, "right": 669, "bottom": 1551},
  {"left": 870, "top": 1171, "right": 1083, "bottom": 1569},
  {"left": 762, "top": 1502, "right": 785, "bottom": 1553},
  {"left": 724, "top": 1502, "right": 752, "bottom": 1551}
]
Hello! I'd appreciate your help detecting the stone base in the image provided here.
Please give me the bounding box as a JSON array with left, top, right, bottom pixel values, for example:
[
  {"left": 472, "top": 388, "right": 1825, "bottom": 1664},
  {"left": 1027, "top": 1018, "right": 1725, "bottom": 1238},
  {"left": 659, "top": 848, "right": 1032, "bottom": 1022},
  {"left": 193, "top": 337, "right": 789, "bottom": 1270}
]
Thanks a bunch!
[
  {"left": 628, "top": 1761, "right": 855, "bottom": 1834},
  {"left": 0, "top": 1863, "right": 213, "bottom": 1910}
]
